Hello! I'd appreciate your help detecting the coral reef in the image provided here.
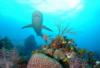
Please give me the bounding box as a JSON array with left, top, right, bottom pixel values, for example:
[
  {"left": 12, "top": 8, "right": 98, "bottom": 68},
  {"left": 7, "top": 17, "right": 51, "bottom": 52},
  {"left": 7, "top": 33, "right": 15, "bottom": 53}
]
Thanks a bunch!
[
  {"left": 28, "top": 36, "right": 100, "bottom": 68},
  {"left": 0, "top": 36, "right": 38, "bottom": 68},
  {"left": 0, "top": 37, "right": 14, "bottom": 50},
  {"left": 0, "top": 24, "right": 100, "bottom": 68}
]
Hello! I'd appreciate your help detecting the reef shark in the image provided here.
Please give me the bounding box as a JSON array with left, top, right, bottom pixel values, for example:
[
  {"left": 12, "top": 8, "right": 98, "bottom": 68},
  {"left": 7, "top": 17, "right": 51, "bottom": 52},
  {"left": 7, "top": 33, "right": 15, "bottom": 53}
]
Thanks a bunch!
[{"left": 22, "top": 11, "right": 53, "bottom": 37}]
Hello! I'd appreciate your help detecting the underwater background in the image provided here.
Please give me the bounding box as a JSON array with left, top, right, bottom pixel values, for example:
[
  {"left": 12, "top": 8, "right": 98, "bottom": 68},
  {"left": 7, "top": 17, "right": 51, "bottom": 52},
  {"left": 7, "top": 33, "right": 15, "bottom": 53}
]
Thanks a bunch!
[{"left": 0, "top": 0, "right": 100, "bottom": 59}]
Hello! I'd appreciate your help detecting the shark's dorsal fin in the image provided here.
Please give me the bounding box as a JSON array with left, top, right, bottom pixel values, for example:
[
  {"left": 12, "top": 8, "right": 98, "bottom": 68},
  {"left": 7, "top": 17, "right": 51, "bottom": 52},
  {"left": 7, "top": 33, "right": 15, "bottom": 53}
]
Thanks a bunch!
[{"left": 42, "top": 25, "right": 53, "bottom": 32}]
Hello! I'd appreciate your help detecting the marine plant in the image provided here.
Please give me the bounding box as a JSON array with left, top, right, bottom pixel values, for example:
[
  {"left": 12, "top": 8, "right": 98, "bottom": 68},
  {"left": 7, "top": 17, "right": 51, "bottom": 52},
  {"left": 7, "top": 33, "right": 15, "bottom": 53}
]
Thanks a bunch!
[{"left": 55, "top": 23, "right": 76, "bottom": 37}]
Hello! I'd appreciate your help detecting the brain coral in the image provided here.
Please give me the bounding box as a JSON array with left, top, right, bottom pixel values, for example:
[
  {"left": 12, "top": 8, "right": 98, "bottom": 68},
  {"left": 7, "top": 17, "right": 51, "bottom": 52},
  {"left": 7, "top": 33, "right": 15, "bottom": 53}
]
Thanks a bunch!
[{"left": 27, "top": 53, "right": 62, "bottom": 68}]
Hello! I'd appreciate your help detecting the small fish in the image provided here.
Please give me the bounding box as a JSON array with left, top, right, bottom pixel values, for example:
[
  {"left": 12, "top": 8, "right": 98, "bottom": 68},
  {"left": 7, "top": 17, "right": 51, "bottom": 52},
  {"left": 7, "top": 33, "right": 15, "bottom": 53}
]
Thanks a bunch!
[{"left": 43, "top": 34, "right": 48, "bottom": 42}]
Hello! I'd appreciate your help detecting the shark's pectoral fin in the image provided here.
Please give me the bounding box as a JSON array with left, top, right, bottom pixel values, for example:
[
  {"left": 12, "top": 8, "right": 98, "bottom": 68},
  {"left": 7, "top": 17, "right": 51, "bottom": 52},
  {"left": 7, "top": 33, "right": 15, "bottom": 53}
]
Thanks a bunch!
[
  {"left": 42, "top": 25, "right": 53, "bottom": 32},
  {"left": 22, "top": 24, "right": 33, "bottom": 29}
]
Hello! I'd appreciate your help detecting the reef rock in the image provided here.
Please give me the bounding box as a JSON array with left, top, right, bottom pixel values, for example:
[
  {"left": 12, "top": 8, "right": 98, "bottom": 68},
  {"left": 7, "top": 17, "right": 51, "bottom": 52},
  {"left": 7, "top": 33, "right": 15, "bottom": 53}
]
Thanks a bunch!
[
  {"left": 53, "top": 49, "right": 65, "bottom": 60},
  {"left": 27, "top": 53, "right": 62, "bottom": 68}
]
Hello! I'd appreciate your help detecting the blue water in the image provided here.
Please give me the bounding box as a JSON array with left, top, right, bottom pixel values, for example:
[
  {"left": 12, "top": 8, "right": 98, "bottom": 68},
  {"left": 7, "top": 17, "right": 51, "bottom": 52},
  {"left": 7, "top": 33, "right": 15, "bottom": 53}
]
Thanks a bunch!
[{"left": 0, "top": 0, "right": 100, "bottom": 56}]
